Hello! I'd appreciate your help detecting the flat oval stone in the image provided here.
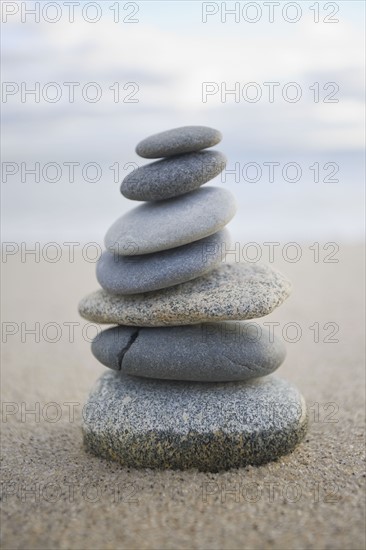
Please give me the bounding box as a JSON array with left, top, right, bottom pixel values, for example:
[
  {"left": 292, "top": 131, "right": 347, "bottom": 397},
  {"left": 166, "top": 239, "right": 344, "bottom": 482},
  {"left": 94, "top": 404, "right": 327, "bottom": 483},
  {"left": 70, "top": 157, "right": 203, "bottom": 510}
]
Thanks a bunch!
[
  {"left": 91, "top": 322, "right": 286, "bottom": 382},
  {"left": 83, "top": 372, "right": 308, "bottom": 471},
  {"left": 121, "top": 151, "right": 226, "bottom": 201},
  {"left": 97, "top": 229, "right": 230, "bottom": 295},
  {"left": 135, "top": 126, "right": 222, "bottom": 158},
  {"left": 79, "top": 263, "right": 292, "bottom": 326},
  {"left": 105, "top": 187, "right": 236, "bottom": 256}
]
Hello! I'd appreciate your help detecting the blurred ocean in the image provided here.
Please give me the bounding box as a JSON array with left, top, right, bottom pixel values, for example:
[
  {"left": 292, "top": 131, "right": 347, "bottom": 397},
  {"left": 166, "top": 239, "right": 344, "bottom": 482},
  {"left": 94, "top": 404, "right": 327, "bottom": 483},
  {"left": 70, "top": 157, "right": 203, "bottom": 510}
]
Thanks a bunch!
[{"left": 1, "top": 151, "right": 364, "bottom": 243}]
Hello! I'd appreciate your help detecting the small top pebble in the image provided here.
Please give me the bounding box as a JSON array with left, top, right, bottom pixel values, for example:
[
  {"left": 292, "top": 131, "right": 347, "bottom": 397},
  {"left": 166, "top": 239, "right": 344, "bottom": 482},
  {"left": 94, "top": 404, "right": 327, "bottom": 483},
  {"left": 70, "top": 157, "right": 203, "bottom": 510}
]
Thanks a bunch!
[{"left": 135, "top": 126, "right": 222, "bottom": 158}]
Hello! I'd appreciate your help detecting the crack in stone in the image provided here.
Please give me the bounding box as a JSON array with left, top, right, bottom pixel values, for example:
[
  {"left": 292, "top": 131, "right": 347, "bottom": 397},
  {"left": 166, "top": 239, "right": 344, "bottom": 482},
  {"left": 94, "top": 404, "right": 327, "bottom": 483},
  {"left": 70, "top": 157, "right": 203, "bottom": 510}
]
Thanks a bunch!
[
  {"left": 117, "top": 328, "right": 140, "bottom": 370},
  {"left": 221, "top": 353, "right": 258, "bottom": 372}
]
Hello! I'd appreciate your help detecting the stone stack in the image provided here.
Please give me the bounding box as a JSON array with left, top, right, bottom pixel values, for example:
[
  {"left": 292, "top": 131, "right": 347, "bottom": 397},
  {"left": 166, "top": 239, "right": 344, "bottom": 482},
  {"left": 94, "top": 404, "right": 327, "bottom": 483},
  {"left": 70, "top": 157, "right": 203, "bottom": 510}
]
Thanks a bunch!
[{"left": 79, "top": 126, "right": 307, "bottom": 472}]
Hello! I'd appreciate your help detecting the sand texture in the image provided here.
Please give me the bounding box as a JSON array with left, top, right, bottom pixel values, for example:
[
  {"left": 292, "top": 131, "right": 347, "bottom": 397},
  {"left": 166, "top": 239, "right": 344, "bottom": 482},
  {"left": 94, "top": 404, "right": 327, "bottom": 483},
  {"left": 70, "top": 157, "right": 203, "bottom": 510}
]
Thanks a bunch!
[{"left": 1, "top": 245, "right": 365, "bottom": 550}]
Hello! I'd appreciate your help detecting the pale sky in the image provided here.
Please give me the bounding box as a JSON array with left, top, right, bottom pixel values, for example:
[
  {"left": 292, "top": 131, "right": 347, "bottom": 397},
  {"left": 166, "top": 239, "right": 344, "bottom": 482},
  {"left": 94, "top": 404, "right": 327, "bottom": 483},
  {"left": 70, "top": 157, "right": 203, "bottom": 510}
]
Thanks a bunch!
[{"left": 1, "top": 1, "right": 365, "bottom": 241}]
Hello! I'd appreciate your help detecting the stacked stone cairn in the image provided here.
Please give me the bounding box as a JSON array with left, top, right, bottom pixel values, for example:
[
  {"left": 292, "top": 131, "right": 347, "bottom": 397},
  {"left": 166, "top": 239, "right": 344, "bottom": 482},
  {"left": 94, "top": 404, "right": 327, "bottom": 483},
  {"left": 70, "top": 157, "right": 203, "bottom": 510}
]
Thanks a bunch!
[{"left": 79, "top": 126, "right": 307, "bottom": 472}]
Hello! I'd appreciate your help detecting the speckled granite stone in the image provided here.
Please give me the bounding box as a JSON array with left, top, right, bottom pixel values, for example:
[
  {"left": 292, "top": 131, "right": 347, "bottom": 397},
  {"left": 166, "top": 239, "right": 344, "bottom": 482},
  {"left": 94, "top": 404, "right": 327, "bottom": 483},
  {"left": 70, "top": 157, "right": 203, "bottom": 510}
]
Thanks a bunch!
[
  {"left": 96, "top": 229, "right": 231, "bottom": 295},
  {"left": 79, "top": 262, "right": 292, "bottom": 327},
  {"left": 121, "top": 151, "right": 226, "bottom": 201},
  {"left": 82, "top": 372, "right": 307, "bottom": 471},
  {"left": 91, "top": 322, "right": 286, "bottom": 381},
  {"left": 135, "top": 125, "right": 222, "bottom": 158},
  {"left": 105, "top": 187, "right": 236, "bottom": 256}
]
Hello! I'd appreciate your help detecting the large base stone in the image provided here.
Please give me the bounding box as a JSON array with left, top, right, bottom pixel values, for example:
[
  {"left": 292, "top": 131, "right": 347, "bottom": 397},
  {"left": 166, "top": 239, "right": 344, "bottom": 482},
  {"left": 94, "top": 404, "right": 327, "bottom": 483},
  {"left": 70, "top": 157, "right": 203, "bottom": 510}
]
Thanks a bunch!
[{"left": 82, "top": 372, "right": 307, "bottom": 471}]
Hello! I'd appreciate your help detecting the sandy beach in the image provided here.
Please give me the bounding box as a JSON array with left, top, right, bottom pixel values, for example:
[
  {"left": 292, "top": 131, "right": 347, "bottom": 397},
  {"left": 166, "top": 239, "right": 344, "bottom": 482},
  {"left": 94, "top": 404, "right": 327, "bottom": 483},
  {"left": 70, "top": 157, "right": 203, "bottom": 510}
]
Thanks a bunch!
[{"left": 1, "top": 244, "right": 365, "bottom": 550}]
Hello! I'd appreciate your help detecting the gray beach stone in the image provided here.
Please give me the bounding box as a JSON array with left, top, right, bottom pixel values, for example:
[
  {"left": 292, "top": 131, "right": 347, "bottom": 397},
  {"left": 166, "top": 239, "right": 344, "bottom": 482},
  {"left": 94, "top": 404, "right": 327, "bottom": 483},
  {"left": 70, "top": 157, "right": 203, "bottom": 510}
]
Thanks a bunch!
[
  {"left": 79, "top": 262, "right": 292, "bottom": 326},
  {"left": 135, "top": 125, "right": 222, "bottom": 158},
  {"left": 105, "top": 187, "right": 236, "bottom": 256},
  {"left": 91, "top": 322, "right": 286, "bottom": 381},
  {"left": 83, "top": 372, "right": 308, "bottom": 471},
  {"left": 97, "top": 229, "right": 231, "bottom": 295},
  {"left": 121, "top": 151, "right": 226, "bottom": 201}
]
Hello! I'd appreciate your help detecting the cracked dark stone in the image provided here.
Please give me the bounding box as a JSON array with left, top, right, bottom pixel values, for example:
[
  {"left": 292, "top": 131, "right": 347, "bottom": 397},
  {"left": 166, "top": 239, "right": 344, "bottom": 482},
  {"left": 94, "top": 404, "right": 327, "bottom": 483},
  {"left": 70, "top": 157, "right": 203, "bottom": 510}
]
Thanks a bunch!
[
  {"left": 91, "top": 322, "right": 286, "bottom": 382},
  {"left": 116, "top": 328, "right": 140, "bottom": 370}
]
